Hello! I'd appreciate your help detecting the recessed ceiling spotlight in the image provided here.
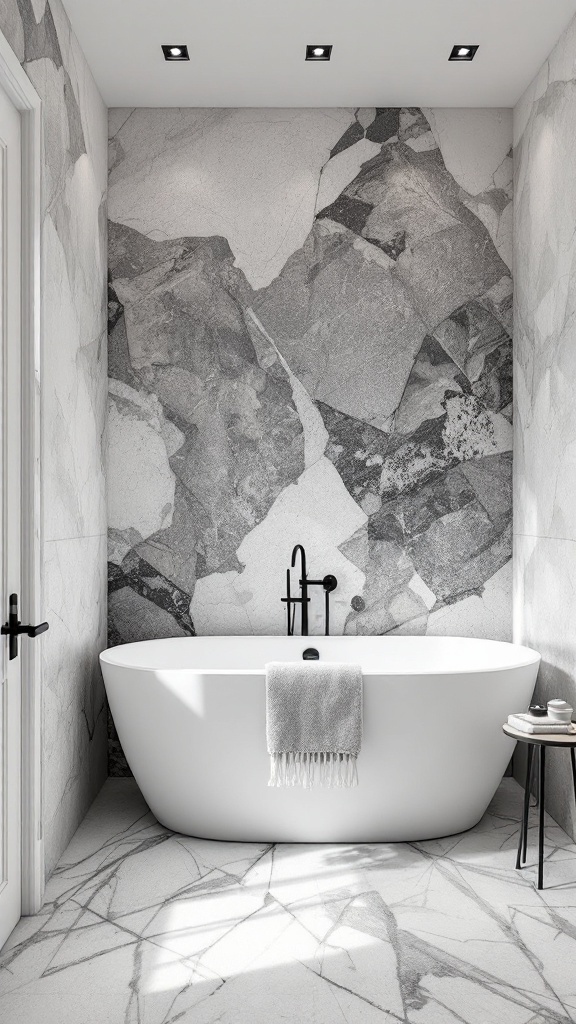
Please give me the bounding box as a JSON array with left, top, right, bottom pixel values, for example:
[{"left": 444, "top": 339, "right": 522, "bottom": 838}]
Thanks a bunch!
[
  {"left": 449, "top": 44, "right": 479, "bottom": 61},
  {"left": 162, "top": 44, "right": 190, "bottom": 61},
  {"left": 306, "top": 44, "right": 332, "bottom": 61}
]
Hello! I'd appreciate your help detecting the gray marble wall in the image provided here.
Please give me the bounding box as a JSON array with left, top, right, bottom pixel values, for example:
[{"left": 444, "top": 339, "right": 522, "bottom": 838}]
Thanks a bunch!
[
  {"left": 108, "top": 107, "right": 513, "bottom": 769},
  {"left": 0, "top": 1, "right": 108, "bottom": 874},
  {"left": 108, "top": 107, "right": 513, "bottom": 694},
  {"left": 514, "top": 14, "right": 576, "bottom": 840},
  {"left": 108, "top": 106, "right": 513, "bottom": 636}
]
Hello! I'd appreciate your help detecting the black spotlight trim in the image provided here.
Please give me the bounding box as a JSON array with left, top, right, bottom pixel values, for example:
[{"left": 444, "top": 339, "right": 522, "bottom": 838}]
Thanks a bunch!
[
  {"left": 306, "top": 45, "right": 333, "bottom": 61},
  {"left": 449, "top": 45, "right": 479, "bottom": 61},
  {"left": 162, "top": 44, "right": 190, "bottom": 61}
]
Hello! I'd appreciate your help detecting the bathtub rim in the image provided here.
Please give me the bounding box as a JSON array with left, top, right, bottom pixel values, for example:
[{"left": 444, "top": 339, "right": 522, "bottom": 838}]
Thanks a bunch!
[{"left": 100, "top": 635, "right": 541, "bottom": 676}]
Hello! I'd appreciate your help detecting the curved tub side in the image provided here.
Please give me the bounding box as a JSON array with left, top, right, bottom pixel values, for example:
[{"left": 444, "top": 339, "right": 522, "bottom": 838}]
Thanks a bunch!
[{"left": 101, "top": 655, "right": 538, "bottom": 843}]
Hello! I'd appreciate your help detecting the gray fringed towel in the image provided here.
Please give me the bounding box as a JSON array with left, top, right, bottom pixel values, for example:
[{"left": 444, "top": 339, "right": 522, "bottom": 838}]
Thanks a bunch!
[{"left": 266, "top": 662, "right": 363, "bottom": 788}]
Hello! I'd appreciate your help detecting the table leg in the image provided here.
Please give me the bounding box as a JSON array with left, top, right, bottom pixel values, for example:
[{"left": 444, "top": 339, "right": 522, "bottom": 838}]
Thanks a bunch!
[
  {"left": 571, "top": 748, "right": 576, "bottom": 808},
  {"left": 538, "top": 745, "right": 546, "bottom": 890},
  {"left": 516, "top": 743, "right": 534, "bottom": 869},
  {"left": 523, "top": 744, "right": 536, "bottom": 864}
]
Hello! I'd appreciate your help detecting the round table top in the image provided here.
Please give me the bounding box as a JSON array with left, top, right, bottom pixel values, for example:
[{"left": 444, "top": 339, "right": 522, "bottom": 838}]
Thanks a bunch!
[{"left": 503, "top": 723, "right": 576, "bottom": 747}]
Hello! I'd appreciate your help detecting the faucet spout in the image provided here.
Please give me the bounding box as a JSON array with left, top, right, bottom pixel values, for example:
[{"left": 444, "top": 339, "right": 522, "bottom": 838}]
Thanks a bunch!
[
  {"left": 283, "top": 545, "right": 337, "bottom": 636},
  {"left": 291, "top": 545, "right": 309, "bottom": 636},
  {"left": 291, "top": 544, "right": 306, "bottom": 575}
]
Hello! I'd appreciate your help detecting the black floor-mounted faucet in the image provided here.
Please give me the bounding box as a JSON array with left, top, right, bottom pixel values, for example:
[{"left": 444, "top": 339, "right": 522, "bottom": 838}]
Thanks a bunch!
[{"left": 282, "top": 544, "right": 337, "bottom": 636}]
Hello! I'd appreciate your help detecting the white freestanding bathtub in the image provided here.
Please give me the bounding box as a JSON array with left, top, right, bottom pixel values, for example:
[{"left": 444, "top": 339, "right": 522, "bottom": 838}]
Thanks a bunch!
[{"left": 100, "top": 635, "right": 540, "bottom": 843}]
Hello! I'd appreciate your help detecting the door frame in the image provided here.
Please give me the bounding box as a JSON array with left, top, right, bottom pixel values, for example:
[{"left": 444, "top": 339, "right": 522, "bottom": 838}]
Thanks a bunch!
[{"left": 0, "top": 30, "right": 44, "bottom": 914}]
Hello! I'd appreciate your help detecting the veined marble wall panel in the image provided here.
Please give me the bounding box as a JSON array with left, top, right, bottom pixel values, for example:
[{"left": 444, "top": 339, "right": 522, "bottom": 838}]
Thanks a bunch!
[
  {"left": 0, "top": 1, "right": 108, "bottom": 873},
  {"left": 514, "top": 11, "right": 576, "bottom": 840},
  {"left": 108, "top": 108, "right": 513, "bottom": 683}
]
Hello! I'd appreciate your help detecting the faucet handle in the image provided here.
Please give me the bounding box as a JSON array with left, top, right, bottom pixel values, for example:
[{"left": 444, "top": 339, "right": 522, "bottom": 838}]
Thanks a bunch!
[{"left": 322, "top": 575, "right": 337, "bottom": 592}]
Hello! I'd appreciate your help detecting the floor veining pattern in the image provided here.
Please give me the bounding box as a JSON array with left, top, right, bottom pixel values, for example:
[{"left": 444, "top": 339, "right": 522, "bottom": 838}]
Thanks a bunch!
[{"left": 2, "top": 779, "right": 576, "bottom": 1023}]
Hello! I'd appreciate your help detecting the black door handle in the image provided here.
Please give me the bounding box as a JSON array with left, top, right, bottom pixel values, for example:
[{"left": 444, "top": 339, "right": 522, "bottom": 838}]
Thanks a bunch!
[
  {"left": 1, "top": 593, "right": 49, "bottom": 660},
  {"left": 25, "top": 622, "right": 49, "bottom": 638}
]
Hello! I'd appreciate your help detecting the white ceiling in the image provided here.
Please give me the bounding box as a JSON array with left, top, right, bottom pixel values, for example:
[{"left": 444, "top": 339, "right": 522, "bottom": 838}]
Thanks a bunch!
[{"left": 62, "top": 0, "right": 576, "bottom": 108}]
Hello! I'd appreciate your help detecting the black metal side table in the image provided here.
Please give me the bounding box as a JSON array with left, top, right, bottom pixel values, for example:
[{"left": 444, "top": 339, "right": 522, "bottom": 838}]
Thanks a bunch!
[{"left": 503, "top": 723, "right": 576, "bottom": 890}]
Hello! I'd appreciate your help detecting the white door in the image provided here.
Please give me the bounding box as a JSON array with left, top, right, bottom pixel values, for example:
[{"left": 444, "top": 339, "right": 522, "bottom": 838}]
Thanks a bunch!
[{"left": 0, "top": 78, "right": 22, "bottom": 948}]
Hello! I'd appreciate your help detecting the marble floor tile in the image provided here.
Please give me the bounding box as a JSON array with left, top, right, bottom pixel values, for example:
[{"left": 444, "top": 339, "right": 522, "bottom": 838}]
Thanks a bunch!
[{"left": 2, "top": 778, "right": 576, "bottom": 1023}]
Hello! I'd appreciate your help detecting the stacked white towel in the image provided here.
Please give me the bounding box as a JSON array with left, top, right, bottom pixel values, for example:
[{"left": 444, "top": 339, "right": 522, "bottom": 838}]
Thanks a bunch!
[{"left": 508, "top": 713, "right": 576, "bottom": 735}]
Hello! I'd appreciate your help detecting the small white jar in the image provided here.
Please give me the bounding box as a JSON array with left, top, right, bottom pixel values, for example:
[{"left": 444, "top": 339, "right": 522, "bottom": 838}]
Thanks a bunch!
[{"left": 547, "top": 699, "right": 574, "bottom": 723}]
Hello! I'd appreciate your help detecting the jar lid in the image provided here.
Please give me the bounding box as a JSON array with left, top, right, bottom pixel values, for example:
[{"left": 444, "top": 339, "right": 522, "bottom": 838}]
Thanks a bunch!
[{"left": 548, "top": 699, "right": 573, "bottom": 712}]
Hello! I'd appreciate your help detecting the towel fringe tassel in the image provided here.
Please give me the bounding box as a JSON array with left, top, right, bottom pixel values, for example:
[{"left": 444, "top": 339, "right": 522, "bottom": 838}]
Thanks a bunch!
[{"left": 268, "top": 751, "right": 358, "bottom": 788}]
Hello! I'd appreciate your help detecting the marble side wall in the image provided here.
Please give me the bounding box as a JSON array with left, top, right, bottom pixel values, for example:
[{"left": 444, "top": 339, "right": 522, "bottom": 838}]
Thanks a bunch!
[
  {"left": 514, "top": 13, "right": 576, "bottom": 841},
  {"left": 0, "top": 1, "right": 108, "bottom": 874},
  {"left": 108, "top": 107, "right": 513, "bottom": 772}
]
